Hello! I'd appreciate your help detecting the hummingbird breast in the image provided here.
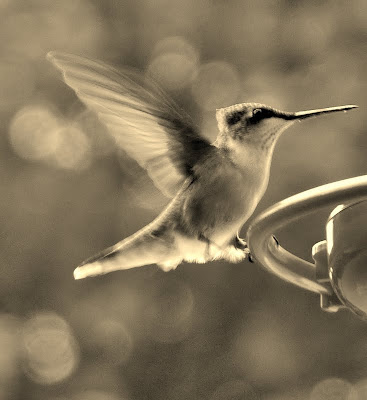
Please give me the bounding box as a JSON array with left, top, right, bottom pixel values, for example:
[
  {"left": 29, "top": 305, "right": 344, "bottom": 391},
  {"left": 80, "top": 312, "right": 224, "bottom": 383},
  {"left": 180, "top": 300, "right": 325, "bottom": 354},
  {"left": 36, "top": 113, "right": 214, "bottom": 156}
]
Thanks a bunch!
[{"left": 179, "top": 151, "right": 266, "bottom": 246}]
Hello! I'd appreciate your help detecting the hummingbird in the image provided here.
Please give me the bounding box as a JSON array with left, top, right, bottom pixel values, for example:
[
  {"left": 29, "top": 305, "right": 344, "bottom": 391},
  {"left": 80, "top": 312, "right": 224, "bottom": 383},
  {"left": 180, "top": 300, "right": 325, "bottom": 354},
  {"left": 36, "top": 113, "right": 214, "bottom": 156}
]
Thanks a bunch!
[{"left": 47, "top": 52, "right": 357, "bottom": 280}]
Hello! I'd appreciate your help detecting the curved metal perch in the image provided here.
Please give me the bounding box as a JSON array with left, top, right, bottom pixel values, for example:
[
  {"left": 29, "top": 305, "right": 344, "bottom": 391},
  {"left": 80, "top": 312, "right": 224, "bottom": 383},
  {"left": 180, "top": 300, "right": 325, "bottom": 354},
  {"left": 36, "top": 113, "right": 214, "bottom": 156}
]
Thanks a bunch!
[{"left": 246, "top": 175, "right": 367, "bottom": 294}]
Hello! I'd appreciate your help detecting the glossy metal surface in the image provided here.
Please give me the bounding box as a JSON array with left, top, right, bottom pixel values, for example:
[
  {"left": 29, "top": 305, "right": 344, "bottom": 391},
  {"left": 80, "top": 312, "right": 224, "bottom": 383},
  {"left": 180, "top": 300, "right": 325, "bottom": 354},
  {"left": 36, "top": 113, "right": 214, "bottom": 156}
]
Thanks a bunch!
[
  {"left": 247, "top": 175, "right": 367, "bottom": 294},
  {"left": 327, "top": 200, "right": 367, "bottom": 319}
]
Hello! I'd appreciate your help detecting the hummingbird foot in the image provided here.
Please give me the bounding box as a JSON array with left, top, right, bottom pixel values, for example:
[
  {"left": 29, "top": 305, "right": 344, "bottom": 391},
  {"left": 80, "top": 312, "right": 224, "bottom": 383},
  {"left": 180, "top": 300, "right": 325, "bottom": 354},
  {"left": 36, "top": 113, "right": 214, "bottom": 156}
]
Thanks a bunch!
[
  {"left": 213, "top": 235, "right": 251, "bottom": 263},
  {"left": 233, "top": 235, "right": 249, "bottom": 251},
  {"left": 233, "top": 235, "right": 254, "bottom": 262},
  {"left": 219, "top": 245, "right": 250, "bottom": 263}
]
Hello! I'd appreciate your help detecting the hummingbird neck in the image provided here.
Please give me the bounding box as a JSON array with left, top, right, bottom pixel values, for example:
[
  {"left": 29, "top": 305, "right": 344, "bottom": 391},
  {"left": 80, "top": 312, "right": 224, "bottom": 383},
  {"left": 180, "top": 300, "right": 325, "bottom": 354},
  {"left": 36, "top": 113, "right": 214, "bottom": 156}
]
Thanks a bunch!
[
  {"left": 218, "top": 136, "right": 275, "bottom": 170},
  {"left": 216, "top": 136, "right": 276, "bottom": 196}
]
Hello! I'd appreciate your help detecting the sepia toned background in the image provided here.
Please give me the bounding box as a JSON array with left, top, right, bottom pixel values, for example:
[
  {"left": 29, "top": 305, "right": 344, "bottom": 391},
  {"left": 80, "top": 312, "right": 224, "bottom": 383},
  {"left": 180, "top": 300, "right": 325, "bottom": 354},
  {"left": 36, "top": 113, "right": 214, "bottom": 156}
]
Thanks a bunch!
[{"left": 1, "top": 1, "right": 366, "bottom": 399}]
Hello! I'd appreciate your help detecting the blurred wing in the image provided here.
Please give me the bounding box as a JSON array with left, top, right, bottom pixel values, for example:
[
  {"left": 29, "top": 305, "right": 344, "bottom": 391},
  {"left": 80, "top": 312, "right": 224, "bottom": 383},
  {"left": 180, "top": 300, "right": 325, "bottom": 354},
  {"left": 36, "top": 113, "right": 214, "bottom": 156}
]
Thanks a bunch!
[{"left": 47, "top": 51, "right": 212, "bottom": 197}]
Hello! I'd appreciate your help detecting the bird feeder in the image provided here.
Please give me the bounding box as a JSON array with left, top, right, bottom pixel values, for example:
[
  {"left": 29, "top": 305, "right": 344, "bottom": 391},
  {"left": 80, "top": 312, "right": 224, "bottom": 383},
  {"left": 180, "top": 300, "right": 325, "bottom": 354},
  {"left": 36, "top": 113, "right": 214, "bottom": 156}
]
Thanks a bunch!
[{"left": 246, "top": 175, "right": 367, "bottom": 320}]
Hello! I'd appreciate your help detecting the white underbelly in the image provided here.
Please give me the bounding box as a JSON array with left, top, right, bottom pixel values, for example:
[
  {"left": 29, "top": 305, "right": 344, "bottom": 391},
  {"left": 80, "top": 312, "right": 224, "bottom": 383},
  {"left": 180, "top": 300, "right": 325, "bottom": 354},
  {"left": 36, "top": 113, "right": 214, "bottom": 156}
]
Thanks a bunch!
[
  {"left": 174, "top": 164, "right": 268, "bottom": 263},
  {"left": 173, "top": 218, "right": 245, "bottom": 264}
]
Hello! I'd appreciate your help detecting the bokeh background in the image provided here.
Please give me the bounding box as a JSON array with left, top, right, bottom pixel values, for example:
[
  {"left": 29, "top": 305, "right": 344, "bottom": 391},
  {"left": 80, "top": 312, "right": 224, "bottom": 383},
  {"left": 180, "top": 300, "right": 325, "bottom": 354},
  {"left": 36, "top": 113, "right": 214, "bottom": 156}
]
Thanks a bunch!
[{"left": 1, "top": 1, "right": 366, "bottom": 399}]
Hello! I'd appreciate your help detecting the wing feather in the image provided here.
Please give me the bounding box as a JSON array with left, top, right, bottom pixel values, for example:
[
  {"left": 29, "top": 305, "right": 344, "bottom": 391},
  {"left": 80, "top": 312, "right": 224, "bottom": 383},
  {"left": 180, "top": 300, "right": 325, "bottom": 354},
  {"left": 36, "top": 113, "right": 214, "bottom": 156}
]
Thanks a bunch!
[{"left": 47, "top": 52, "right": 212, "bottom": 197}]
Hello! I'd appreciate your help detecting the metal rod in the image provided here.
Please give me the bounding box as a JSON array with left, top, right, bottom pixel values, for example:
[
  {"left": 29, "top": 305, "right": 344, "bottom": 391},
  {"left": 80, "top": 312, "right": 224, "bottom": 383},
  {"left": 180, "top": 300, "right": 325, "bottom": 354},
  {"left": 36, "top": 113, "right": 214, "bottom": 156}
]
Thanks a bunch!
[{"left": 246, "top": 175, "right": 367, "bottom": 294}]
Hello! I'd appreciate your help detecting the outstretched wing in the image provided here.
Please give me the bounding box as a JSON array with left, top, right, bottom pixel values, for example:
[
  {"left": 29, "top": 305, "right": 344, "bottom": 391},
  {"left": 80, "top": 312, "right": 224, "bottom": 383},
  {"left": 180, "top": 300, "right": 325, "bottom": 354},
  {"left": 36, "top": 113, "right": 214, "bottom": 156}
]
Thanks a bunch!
[{"left": 47, "top": 52, "right": 212, "bottom": 197}]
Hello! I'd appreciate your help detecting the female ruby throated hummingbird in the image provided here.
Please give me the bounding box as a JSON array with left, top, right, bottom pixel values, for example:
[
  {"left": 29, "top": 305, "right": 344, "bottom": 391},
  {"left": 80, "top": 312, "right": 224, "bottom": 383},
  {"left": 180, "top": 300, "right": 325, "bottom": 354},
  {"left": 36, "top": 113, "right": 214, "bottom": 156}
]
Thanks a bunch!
[{"left": 47, "top": 52, "right": 357, "bottom": 280}]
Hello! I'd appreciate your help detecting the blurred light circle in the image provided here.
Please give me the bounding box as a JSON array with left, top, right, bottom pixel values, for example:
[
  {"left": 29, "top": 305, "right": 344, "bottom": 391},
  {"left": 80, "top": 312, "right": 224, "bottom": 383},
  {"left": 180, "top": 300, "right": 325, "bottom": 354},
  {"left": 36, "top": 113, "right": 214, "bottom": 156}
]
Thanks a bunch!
[
  {"left": 310, "top": 378, "right": 352, "bottom": 400},
  {"left": 210, "top": 380, "right": 259, "bottom": 400},
  {"left": 147, "top": 37, "right": 199, "bottom": 91},
  {"left": 152, "top": 36, "right": 198, "bottom": 60},
  {"left": 9, "top": 105, "right": 62, "bottom": 161},
  {"left": 191, "top": 61, "right": 240, "bottom": 111},
  {"left": 349, "top": 379, "right": 367, "bottom": 400},
  {"left": 145, "top": 276, "right": 194, "bottom": 343},
  {"left": 147, "top": 53, "right": 198, "bottom": 91},
  {"left": 52, "top": 123, "right": 92, "bottom": 170},
  {"left": 9, "top": 106, "right": 92, "bottom": 170},
  {"left": 90, "top": 318, "right": 133, "bottom": 365},
  {"left": 21, "top": 312, "right": 79, "bottom": 385}
]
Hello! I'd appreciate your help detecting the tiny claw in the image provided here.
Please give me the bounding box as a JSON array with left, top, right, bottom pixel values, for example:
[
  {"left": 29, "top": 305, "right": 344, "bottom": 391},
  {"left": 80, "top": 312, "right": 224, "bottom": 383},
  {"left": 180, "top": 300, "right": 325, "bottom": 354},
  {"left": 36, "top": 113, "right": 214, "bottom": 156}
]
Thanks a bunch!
[
  {"left": 233, "top": 235, "right": 253, "bottom": 262},
  {"left": 234, "top": 235, "right": 248, "bottom": 250}
]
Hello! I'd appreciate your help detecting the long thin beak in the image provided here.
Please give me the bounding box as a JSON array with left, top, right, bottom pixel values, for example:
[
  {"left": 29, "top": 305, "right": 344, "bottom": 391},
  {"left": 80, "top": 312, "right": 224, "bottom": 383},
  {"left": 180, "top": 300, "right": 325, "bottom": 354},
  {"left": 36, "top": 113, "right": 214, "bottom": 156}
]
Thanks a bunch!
[{"left": 283, "top": 104, "right": 358, "bottom": 120}]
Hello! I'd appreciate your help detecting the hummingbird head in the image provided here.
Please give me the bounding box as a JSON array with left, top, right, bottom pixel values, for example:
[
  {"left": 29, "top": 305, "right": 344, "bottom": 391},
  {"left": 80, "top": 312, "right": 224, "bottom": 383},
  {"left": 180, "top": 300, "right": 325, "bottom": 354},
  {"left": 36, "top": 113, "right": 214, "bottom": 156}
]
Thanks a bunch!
[{"left": 215, "top": 102, "right": 358, "bottom": 153}]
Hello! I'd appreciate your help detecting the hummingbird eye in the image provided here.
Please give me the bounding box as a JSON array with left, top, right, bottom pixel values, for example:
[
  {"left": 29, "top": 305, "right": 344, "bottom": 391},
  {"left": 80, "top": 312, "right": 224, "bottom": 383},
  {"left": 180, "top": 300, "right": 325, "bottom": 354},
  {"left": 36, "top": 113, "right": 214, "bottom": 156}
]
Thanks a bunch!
[
  {"left": 226, "top": 111, "right": 244, "bottom": 126},
  {"left": 248, "top": 108, "right": 273, "bottom": 124}
]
